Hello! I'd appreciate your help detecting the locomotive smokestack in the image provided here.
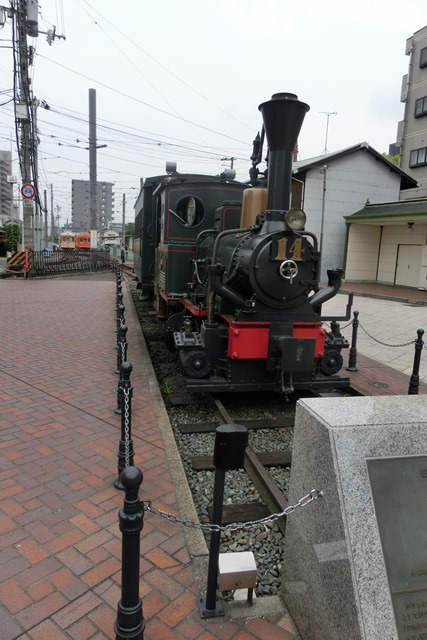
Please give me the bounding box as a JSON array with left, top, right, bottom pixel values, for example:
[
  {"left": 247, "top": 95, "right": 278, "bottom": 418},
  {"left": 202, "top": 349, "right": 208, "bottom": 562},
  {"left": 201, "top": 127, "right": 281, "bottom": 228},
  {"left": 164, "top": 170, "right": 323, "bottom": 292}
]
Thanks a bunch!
[{"left": 259, "top": 93, "right": 310, "bottom": 211}]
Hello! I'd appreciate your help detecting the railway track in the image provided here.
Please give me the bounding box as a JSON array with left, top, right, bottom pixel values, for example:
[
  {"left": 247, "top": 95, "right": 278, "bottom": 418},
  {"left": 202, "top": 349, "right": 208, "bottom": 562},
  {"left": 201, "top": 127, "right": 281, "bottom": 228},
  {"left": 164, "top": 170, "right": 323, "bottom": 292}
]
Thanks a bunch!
[
  {"left": 179, "top": 394, "right": 293, "bottom": 535},
  {"left": 128, "top": 281, "right": 363, "bottom": 596},
  {"left": 129, "top": 282, "right": 362, "bottom": 532},
  {"left": 120, "top": 262, "right": 137, "bottom": 278}
]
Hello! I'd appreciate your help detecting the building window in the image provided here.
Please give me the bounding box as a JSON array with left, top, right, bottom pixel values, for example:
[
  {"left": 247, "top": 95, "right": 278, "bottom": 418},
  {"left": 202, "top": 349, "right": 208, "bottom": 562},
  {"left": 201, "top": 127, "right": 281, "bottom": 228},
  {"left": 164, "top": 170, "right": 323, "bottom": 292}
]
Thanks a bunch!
[
  {"left": 420, "top": 47, "right": 427, "bottom": 68},
  {"left": 409, "top": 146, "right": 427, "bottom": 167},
  {"left": 415, "top": 96, "right": 427, "bottom": 117}
]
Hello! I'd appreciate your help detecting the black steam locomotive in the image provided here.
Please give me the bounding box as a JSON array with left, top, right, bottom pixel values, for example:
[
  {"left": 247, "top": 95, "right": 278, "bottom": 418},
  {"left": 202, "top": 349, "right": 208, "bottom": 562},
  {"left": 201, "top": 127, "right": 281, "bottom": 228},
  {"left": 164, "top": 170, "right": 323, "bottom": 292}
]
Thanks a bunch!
[{"left": 134, "top": 92, "right": 352, "bottom": 393}]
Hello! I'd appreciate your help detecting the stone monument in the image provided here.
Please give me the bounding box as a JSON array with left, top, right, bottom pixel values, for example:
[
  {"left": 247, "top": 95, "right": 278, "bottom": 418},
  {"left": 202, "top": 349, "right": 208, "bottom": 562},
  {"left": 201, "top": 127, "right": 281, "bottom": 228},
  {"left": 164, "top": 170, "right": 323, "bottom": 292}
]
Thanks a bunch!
[{"left": 282, "top": 395, "right": 427, "bottom": 640}]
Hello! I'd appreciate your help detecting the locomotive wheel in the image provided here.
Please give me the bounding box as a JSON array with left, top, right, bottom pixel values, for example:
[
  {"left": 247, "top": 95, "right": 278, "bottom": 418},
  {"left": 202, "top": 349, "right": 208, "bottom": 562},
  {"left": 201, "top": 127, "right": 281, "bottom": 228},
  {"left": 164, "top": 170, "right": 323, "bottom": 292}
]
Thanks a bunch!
[
  {"left": 320, "top": 349, "right": 343, "bottom": 376},
  {"left": 180, "top": 350, "right": 212, "bottom": 378}
]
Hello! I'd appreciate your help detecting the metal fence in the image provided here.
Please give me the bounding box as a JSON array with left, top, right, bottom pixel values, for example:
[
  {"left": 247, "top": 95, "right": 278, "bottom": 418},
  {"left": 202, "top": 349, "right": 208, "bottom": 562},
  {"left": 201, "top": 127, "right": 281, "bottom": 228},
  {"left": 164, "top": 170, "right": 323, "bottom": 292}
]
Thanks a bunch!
[{"left": 31, "top": 250, "right": 115, "bottom": 277}]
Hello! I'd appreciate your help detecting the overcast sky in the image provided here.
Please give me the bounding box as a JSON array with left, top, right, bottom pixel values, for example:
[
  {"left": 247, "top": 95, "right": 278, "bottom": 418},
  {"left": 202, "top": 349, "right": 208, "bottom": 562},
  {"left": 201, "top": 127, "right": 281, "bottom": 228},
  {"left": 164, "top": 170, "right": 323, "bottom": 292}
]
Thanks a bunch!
[{"left": 0, "top": 0, "right": 426, "bottom": 224}]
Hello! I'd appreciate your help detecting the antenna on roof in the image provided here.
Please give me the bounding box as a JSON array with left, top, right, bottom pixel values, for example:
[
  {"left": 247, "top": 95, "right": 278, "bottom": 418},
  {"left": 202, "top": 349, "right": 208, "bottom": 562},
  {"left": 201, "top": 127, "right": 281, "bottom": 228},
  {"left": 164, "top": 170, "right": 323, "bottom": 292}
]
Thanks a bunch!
[{"left": 320, "top": 111, "right": 337, "bottom": 155}]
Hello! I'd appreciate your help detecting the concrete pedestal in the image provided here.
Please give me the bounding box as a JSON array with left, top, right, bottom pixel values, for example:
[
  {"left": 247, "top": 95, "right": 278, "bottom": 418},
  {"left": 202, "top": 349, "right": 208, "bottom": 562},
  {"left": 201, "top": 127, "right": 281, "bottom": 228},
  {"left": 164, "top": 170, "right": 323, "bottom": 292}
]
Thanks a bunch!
[{"left": 282, "top": 395, "right": 427, "bottom": 640}]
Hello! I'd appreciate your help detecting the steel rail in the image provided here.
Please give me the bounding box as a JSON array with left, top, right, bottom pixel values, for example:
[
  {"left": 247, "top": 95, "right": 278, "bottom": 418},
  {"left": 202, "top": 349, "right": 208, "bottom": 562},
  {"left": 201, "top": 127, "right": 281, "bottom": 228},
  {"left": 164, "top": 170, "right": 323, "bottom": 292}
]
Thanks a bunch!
[{"left": 208, "top": 395, "right": 289, "bottom": 535}]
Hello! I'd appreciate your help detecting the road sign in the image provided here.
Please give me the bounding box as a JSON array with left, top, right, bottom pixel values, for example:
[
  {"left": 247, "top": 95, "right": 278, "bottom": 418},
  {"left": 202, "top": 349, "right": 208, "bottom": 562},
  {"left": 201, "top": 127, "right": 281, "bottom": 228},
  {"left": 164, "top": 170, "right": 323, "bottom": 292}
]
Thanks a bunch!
[{"left": 21, "top": 183, "right": 36, "bottom": 199}]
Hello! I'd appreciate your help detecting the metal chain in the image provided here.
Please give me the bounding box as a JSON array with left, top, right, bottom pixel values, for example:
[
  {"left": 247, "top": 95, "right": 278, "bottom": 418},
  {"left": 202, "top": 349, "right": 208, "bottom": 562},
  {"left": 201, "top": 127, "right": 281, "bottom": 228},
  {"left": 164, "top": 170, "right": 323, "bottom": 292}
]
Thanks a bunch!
[
  {"left": 120, "top": 341, "right": 126, "bottom": 365},
  {"left": 142, "top": 489, "right": 323, "bottom": 533},
  {"left": 324, "top": 320, "right": 353, "bottom": 330},
  {"left": 358, "top": 321, "right": 416, "bottom": 348},
  {"left": 123, "top": 387, "right": 130, "bottom": 467}
]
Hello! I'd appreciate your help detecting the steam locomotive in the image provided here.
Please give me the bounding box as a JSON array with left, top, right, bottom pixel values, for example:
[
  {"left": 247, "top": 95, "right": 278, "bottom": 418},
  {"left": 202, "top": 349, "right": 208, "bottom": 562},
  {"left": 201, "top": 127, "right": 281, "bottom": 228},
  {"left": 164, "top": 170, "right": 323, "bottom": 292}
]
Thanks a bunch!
[{"left": 134, "top": 92, "right": 352, "bottom": 393}]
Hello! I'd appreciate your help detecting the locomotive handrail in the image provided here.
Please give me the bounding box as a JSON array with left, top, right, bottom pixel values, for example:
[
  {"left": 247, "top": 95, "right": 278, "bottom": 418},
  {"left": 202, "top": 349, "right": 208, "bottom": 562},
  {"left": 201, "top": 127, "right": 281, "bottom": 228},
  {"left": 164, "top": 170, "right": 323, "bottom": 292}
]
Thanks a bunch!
[
  {"left": 194, "top": 227, "right": 217, "bottom": 261},
  {"left": 298, "top": 230, "right": 319, "bottom": 253},
  {"left": 318, "top": 292, "right": 354, "bottom": 321}
]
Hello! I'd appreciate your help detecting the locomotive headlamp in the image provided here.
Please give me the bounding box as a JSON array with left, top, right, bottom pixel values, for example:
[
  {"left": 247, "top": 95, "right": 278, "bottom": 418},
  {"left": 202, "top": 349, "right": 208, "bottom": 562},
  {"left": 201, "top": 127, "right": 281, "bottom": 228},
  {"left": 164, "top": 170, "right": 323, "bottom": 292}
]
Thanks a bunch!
[{"left": 285, "top": 208, "right": 306, "bottom": 230}]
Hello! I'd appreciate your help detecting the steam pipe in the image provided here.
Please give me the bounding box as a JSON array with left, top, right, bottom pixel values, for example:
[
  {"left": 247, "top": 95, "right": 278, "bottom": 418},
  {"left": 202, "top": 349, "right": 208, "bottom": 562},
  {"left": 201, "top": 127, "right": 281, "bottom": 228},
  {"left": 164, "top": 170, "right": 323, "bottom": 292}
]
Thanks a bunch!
[
  {"left": 206, "top": 226, "right": 254, "bottom": 321},
  {"left": 207, "top": 264, "right": 247, "bottom": 309},
  {"left": 309, "top": 269, "right": 344, "bottom": 308}
]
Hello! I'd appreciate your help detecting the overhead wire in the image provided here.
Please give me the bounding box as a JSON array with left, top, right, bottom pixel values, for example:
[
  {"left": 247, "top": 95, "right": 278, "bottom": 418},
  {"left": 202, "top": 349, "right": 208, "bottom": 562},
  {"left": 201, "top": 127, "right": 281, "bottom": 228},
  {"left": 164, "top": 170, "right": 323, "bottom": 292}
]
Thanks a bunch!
[
  {"left": 78, "top": 0, "right": 253, "bottom": 132},
  {"left": 5, "top": 1, "right": 257, "bottom": 224},
  {"left": 76, "top": 0, "right": 209, "bottom": 145},
  {"left": 34, "top": 105, "right": 251, "bottom": 165},
  {"left": 36, "top": 53, "right": 249, "bottom": 146}
]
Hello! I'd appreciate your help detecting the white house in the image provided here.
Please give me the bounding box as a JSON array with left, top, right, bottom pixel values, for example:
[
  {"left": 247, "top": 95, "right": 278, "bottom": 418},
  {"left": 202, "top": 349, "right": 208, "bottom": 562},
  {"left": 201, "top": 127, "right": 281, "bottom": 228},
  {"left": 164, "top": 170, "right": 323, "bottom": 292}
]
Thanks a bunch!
[
  {"left": 293, "top": 143, "right": 416, "bottom": 281},
  {"left": 344, "top": 199, "right": 427, "bottom": 290}
]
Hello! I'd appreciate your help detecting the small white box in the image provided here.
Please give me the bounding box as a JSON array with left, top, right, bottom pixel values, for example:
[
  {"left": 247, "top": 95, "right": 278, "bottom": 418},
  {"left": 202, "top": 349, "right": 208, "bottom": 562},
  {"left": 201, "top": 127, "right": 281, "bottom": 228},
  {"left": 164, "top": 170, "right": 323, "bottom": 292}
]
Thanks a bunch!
[{"left": 218, "top": 551, "right": 257, "bottom": 591}]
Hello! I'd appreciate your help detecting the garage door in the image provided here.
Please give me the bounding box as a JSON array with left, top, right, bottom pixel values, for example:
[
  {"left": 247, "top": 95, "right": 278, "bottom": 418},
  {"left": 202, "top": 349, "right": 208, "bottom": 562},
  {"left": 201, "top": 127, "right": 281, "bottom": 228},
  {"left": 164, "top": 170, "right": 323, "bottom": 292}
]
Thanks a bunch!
[{"left": 395, "top": 244, "right": 422, "bottom": 287}]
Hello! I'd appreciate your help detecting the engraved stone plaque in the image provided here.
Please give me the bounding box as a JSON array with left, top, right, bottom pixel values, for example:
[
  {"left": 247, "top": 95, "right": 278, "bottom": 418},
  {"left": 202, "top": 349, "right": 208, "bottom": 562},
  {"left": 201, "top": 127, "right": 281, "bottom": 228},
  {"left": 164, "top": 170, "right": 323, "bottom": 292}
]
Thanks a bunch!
[{"left": 367, "top": 455, "right": 427, "bottom": 640}]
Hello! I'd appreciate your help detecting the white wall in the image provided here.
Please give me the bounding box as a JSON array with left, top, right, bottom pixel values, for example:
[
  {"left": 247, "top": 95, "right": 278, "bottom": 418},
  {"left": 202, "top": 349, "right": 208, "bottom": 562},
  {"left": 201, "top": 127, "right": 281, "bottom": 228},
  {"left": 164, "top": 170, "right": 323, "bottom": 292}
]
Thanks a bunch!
[
  {"left": 345, "top": 225, "right": 381, "bottom": 281},
  {"left": 302, "top": 151, "right": 402, "bottom": 281},
  {"left": 420, "top": 245, "right": 427, "bottom": 290}
]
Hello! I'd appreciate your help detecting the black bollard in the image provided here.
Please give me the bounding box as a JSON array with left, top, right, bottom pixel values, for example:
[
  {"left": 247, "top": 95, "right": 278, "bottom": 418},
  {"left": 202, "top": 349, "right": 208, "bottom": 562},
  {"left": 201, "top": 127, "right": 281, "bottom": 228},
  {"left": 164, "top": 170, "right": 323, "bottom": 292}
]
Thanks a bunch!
[
  {"left": 114, "top": 466, "right": 145, "bottom": 640},
  {"left": 117, "top": 303, "right": 125, "bottom": 336},
  {"left": 346, "top": 310, "right": 359, "bottom": 371},
  {"left": 198, "top": 424, "right": 248, "bottom": 619},
  {"left": 408, "top": 328, "right": 424, "bottom": 395},
  {"left": 116, "top": 324, "right": 128, "bottom": 374},
  {"left": 116, "top": 284, "right": 123, "bottom": 303},
  {"left": 115, "top": 362, "right": 135, "bottom": 488}
]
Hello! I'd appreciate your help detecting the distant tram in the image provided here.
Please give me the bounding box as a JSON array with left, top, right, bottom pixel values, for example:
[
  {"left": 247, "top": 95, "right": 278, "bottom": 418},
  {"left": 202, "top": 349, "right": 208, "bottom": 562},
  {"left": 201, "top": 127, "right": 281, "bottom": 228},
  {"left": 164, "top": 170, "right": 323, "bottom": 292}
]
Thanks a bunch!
[
  {"left": 59, "top": 231, "right": 91, "bottom": 250},
  {"left": 75, "top": 232, "right": 90, "bottom": 249},
  {"left": 59, "top": 231, "right": 76, "bottom": 250}
]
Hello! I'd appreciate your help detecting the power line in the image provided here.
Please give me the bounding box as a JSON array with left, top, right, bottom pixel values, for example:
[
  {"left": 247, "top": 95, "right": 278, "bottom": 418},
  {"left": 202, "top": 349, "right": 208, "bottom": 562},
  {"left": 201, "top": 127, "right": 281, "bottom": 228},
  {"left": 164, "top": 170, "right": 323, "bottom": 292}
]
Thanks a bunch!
[
  {"left": 77, "top": 0, "right": 252, "bottom": 132},
  {"left": 36, "top": 53, "right": 249, "bottom": 146}
]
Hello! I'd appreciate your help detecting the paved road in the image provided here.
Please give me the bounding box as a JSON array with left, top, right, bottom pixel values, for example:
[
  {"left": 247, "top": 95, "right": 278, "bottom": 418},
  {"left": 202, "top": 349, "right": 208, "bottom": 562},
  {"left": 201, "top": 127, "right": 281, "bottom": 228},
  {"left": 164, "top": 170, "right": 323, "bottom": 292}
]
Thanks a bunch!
[{"left": 323, "top": 292, "right": 427, "bottom": 381}]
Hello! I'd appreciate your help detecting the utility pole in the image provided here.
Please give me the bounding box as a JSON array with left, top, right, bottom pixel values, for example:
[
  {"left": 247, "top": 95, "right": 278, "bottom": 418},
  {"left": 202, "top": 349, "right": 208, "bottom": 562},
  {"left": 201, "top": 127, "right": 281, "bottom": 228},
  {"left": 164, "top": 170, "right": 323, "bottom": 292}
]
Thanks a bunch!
[
  {"left": 221, "top": 157, "right": 235, "bottom": 169},
  {"left": 50, "top": 183, "right": 54, "bottom": 244},
  {"left": 89, "top": 88, "right": 98, "bottom": 248},
  {"left": 32, "top": 98, "right": 44, "bottom": 250},
  {"left": 122, "top": 193, "right": 126, "bottom": 248},
  {"left": 14, "top": 0, "right": 35, "bottom": 249},
  {"left": 88, "top": 88, "right": 107, "bottom": 248},
  {"left": 10, "top": 1, "right": 65, "bottom": 251},
  {"left": 43, "top": 188, "right": 48, "bottom": 246},
  {"left": 319, "top": 164, "right": 328, "bottom": 280},
  {"left": 56, "top": 205, "right": 61, "bottom": 244}
]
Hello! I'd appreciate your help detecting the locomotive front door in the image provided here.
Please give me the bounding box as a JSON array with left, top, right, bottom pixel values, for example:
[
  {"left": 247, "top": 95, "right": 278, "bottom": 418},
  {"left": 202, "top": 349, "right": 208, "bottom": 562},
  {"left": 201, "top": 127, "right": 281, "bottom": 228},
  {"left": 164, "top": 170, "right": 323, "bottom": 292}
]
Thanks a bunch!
[{"left": 395, "top": 244, "right": 422, "bottom": 288}]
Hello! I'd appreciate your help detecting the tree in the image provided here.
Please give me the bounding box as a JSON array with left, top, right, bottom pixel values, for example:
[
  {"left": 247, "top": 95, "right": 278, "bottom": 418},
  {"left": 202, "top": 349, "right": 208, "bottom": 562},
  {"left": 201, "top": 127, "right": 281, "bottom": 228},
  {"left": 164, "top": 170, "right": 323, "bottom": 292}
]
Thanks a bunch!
[
  {"left": 4, "top": 223, "right": 21, "bottom": 252},
  {"left": 382, "top": 153, "right": 400, "bottom": 167},
  {"left": 125, "top": 223, "right": 135, "bottom": 237}
]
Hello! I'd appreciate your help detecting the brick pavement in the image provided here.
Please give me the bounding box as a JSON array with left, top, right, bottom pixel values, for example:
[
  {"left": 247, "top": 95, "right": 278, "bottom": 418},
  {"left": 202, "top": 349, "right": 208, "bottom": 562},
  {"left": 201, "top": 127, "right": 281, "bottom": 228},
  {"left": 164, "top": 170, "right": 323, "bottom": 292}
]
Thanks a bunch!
[{"left": 0, "top": 275, "right": 300, "bottom": 640}]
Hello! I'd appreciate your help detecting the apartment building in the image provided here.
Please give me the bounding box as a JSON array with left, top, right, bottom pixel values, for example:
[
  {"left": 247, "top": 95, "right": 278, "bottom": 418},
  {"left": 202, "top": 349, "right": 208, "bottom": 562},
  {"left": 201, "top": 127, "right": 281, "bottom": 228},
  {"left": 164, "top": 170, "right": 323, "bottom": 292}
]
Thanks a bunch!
[
  {"left": 396, "top": 25, "right": 427, "bottom": 197},
  {"left": 0, "top": 150, "right": 13, "bottom": 224},
  {"left": 71, "top": 179, "right": 115, "bottom": 230}
]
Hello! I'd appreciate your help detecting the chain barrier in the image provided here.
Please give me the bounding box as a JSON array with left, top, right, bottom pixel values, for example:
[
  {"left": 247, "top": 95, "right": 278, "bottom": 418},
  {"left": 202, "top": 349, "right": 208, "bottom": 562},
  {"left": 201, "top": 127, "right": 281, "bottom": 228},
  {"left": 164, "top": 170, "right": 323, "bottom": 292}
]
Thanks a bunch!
[
  {"left": 141, "top": 488, "right": 323, "bottom": 533},
  {"left": 357, "top": 321, "right": 416, "bottom": 348},
  {"left": 324, "top": 320, "right": 353, "bottom": 331},
  {"left": 123, "top": 386, "right": 131, "bottom": 468},
  {"left": 325, "top": 319, "right": 416, "bottom": 347}
]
